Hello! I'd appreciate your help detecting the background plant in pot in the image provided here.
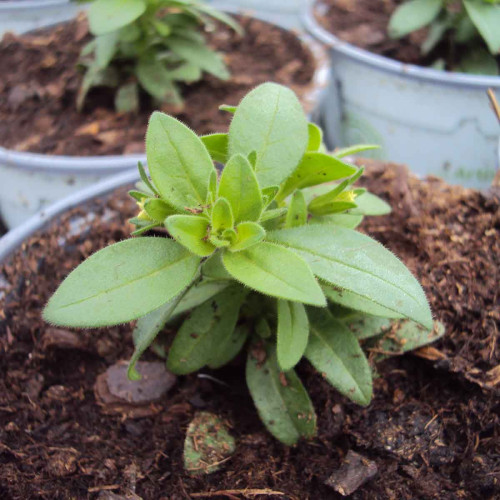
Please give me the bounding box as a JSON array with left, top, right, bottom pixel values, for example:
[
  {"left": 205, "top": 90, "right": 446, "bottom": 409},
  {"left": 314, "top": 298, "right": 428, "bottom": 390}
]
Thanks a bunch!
[
  {"left": 78, "top": 0, "right": 242, "bottom": 112},
  {"left": 43, "top": 82, "right": 442, "bottom": 444},
  {"left": 389, "top": 0, "right": 500, "bottom": 75},
  {"left": 305, "top": 0, "right": 500, "bottom": 189}
]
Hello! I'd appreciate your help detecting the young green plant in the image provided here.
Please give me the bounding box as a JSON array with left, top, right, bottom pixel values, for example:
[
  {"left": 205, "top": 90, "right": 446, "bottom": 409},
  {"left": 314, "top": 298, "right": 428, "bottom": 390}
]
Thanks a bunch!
[
  {"left": 389, "top": 0, "right": 500, "bottom": 75},
  {"left": 45, "top": 83, "right": 441, "bottom": 445},
  {"left": 77, "top": 0, "right": 241, "bottom": 111}
]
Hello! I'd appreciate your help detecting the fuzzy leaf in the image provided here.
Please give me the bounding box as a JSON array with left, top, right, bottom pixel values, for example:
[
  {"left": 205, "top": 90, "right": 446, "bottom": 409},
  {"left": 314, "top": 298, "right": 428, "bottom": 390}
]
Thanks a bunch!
[
  {"left": 211, "top": 197, "right": 234, "bottom": 234},
  {"left": 218, "top": 154, "right": 263, "bottom": 223},
  {"left": 260, "top": 207, "right": 287, "bottom": 223},
  {"left": 306, "top": 308, "right": 372, "bottom": 405},
  {"left": 146, "top": 112, "right": 215, "bottom": 209},
  {"left": 166, "top": 36, "right": 230, "bottom": 80},
  {"left": 166, "top": 215, "right": 215, "bottom": 257},
  {"left": 277, "top": 153, "right": 357, "bottom": 202},
  {"left": 388, "top": 0, "right": 443, "bottom": 38},
  {"left": 228, "top": 83, "right": 308, "bottom": 188},
  {"left": 137, "top": 161, "right": 158, "bottom": 196},
  {"left": 344, "top": 314, "right": 392, "bottom": 340},
  {"left": 201, "top": 133, "right": 228, "bottom": 163},
  {"left": 310, "top": 213, "right": 363, "bottom": 229},
  {"left": 168, "top": 63, "right": 202, "bottom": 82},
  {"left": 208, "top": 324, "right": 250, "bottom": 369},
  {"left": 115, "top": 81, "right": 139, "bottom": 113},
  {"left": 277, "top": 300, "right": 309, "bottom": 371},
  {"left": 349, "top": 192, "right": 391, "bottom": 216},
  {"left": 230, "top": 222, "right": 266, "bottom": 252},
  {"left": 44, "top": 238, "right": 200, "bottom": 327},
  {"left": 88, "top": 0, "right": 146, "bottom": 35},
  {"left": 246, "top": 342, "right": 316, "bottom": 445},
  {"left": 307, "top": 123, "right": 323, "bottom": 151},
  {"left": 167, "top": 285, "right": 247, "bottom": 374},
  {"left": 222, "top": 242, "right": 326, "bottom": 306},
  {"left": 95, "top": 32, "right": 118, "bottom": 68},
  {"left": 201, "top": 252, "right": 232, "bottom": 281},
  {"left": 463, "top": 0, "right": 500, "bottom": 54},
  {"left": 323, "top": 284, "right": 404, "bottom": 319},
  {"left": 268, "top": 225, "right": 433, "bottom": 329},
  {"left": 173, "top": 280, "right": 229, "bottom": 317},
  {"left": 334, "top": 144, "right": 381, "bottom": 158},
  {"left": 285, "top": 191, "right": 307, "bottom": 228},
  {"left": 136, "top": 58, "right": 181, "bottom": 102},
  {"left": 144, "top": 198, "right": 176, "bottom": 221}
]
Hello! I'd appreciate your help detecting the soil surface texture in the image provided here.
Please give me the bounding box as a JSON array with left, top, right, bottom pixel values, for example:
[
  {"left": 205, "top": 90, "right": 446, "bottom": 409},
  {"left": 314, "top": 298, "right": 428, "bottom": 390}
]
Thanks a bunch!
[
  {"left": 314, "top": 0, "right": 500, "bottom": 70},
  {"left": 0, "top": 15, "right": 315, "bottom": 156},
  {"left": 0, "top": 161, "right": 499, "bottom": 499}
]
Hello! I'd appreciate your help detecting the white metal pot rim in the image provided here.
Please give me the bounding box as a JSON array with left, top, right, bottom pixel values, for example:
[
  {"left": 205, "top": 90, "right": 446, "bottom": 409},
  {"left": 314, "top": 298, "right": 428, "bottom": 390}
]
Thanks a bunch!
[
  {"left": 0, "top": 0, "right": 70, "bottom": 10},
  {"left": 0, "top": 169, "right": 140, "bottom": 265},
  {"left": 0, "top": 12, "right": 327, "bottom": 175},
  {"left": 304, "top": 0, "right": 500, "bottom": 90}
]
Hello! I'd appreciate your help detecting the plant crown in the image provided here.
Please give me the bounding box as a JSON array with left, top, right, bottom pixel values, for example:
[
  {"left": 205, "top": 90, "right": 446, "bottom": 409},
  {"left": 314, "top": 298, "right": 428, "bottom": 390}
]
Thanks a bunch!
[
  {"left": 77, "top": 0, "right": 241, "bottom": 111},
  {"left": 389, "top": 0, "right": 500, "bottom": 75},
  {"left": 44, "top": 83, "right": 440, "bottom": 445}
]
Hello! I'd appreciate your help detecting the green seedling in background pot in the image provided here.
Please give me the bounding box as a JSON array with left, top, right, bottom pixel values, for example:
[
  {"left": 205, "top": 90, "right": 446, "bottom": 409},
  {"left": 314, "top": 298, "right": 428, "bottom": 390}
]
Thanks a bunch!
[
  {"left": 44, "top": 82, "right": 443, "bottom": 445},
  {"left": 77, "top": 0, "right": 241, "bottom": 112},
  {"left": 389, "top": 0, "right": 500, "bottom": 75}
]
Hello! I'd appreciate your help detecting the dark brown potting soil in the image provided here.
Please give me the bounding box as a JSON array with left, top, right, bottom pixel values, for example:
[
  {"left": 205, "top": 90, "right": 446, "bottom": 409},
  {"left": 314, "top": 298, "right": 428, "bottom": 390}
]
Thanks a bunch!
[
  {"left": 314, "top": 0, "right": 499, "bottom": 69},
  {"left": 0, "top": 162, "right": 499, "bottom": 499},
  {"left": 0, "top": 15, "right": 315, "bottom": 156}
]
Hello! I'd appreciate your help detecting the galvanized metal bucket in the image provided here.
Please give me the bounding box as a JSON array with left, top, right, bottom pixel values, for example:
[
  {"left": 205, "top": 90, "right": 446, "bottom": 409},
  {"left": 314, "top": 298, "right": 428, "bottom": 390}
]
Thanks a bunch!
[
  {"left": 304, "top": 0, "right": 500, "bottom": 188},
  {"left": 0, "top": 13, "right": 327, "bottom": 229},
  {"left": 0, "top": 0, "right": 82, "bottom": 36},
  {"left": 0, "top": 169, "right": 139, "bottom": 266}
]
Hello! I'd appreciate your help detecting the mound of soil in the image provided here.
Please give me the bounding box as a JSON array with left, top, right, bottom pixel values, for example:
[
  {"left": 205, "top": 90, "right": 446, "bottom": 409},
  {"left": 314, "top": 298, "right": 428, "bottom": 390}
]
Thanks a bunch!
[
  {"left": 0, "top": 162, "right": 498, "bottom": 499},
  {"left": 0, "top": 14, "right": 315, "bottom": 156}
]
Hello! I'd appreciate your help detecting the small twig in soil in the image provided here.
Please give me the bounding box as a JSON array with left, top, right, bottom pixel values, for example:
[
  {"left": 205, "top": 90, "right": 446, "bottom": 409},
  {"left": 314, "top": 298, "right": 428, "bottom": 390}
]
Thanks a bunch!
[
  {"left": 190, "top": 489, "right": 289, "bottom": 499},
  {"left": 487, "top": 88, "right": 500, "bottom": 124}
]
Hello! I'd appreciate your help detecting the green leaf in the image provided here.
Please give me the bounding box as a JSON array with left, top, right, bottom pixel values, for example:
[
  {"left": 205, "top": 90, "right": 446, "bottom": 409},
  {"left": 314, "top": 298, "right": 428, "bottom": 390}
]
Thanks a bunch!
[
  {"left": 129, "top": 288, "right": 190, "bottom": 380},
  {"left": 246, "top": 342, "right": 316, "bottom": 445},
  {"left": 201, "top": 252, "right": 232, "bottom": 281},
  {"left": 371, "top": 319, "right": 445, "bottom": 358},
  {"left": 230, "top": 222, "right": 266, "bottom": 252},
  {"left": 463, "top": 0, "right": 500, "bottom": 54},
  {"left": 349, "top": 192, "right": 391, "bottom": 216},
  {"left": 306, "top": 308, "right": 372, "bottom": 405},
  {"left": 115, "top": 81, "right": 139, "bottom": 113},
  {"left": 323, "top": 283, "right": 404, "bottom": 319},
  {"left": 458, "top": 47, "right": 499, "bottom": 76},
  {"left": 208, "top": 324, "right": 250, "bottom": 369},
  {"left": 137, "top": 161, "right": 158, "bottom": 196},
  {"left": 136, "top": 58, "right": 181, "bottom": 103},
  {"left": 261, "top": 186, "right": 279, "bottom": 208},
  {"left": 344, "top": 314, "right": 392, "bottom": 340},
  {"left": 285, "top": 191, "right": 307, "bottom": 228},
  {"left": 201, "top": 133, "right": 228, "bottom": 163},
  {"left": 310, "top": 213, "right": 363, "bottom": 229},
  {"left": 307, "top": 123, "right": 323, "bottom": 151},
  {"left": 165, "top": 215, "right": 215, "bottom": 257},
  {"left": 228, "top": 83, "right": 308, "bottom": 188},
  {"left": 259, "top": 207, "right": 287, "bottom": 223},
  {"left": 277, "top": 153, "right": 357, "bottom": 202},
  {"left": 167, "top": 285, "right": 247, "bottom": 374},
  {"left": 211, "top": 197, "right": 234, "bottom": 234},
  {"left": 277, "top": 300, "right": 309, "bottom": 371},
  {"left": 222, "top": 242, "right": 326, "bottom": 306},
  {"left": 334, "top": 144, "right": 381, "bottom": 158},
  {"left": 144, "top": 198, "right": 177, "bottom": 221},
  {"left": 195, "top": 3, "right": 243, "bottom": 35},
  {"left": 219, "top": 104, "right": 236, "bottom": 114},
  {"left": 421, "top": 18, "right": 449, "bottom": 55},
  {"left": 166, "top": 36, "right": 230, "bottom": 80},
  {"left": 146, "top": 111, "right": 215, "bottom": 209},
  {"left": 173, "top": 279, "right": 229, "bottom": 318},
  {"left": 44, "top": 238, "right": 200, "bottom": 328},
  {"left": 95, "top": 32, "right": 118, "bottom": 68},
  {"left": 268, "top": 225, "right": 433, "bottom": 329},
  {"left": 218, "top": 154, "right": 263, "bottom": 223},
  {"left": 88, "top": 0, "right": 146, "bottom": 35},
  {"left": 388, "top": 0, "right": 443, "bottom": 38},
  {"left": 168, "top": 63, "right": 202, "bottom": 82}
]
